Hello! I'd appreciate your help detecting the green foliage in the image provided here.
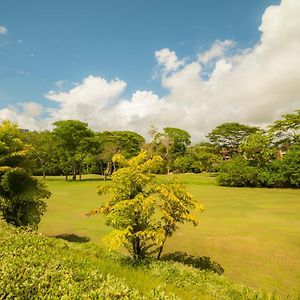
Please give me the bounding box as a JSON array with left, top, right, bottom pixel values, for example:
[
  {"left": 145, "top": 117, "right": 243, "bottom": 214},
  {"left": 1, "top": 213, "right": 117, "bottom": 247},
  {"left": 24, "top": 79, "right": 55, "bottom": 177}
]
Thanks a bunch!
[
  {"left": 149, "top": 127, "right": 191, "bottom": 173},
  {"left": 173, "top": 155, "right": 196, "bottom": 173},
  {"left": 0, "top": 120, "right": 30, "bottom": 168},
  {"left": 0, "top": 168, "right": 50, "bottom": 228},
  {"left": 1, "top": 223, "right": 279, "bottom": 300},
  {"left": 0, "top": 121, "right": 51, "bottom": 228},
  {"left": 0, "top": 223, "right": 177, "bottom": 300},
  {"left": 163, "top": 127, "right": 191, "bottom": 158},
  {"left": 52, "top": 120, "right": 94, "bottom": 180},
  {"left": 274, "top": 145, "right": 300, "bottom": 187},
  {"left": 88, "top": 151, "right": 202, "bottom": 259},
  {"left": 268, "top": 109, "right": 300, "bottom": 147},
  {"left": 240, "top": 132, "right": 275, "bottom": 167},
  {"left": 218, "top": 133, "right": 300, "bottom": 188},
  {"left": 207, "top": 122, "right": 260, "bottom": 157},
  {"left": 147, "top": 261, "right": 280, "bottom": 300},
  {"left": 218, "top": 158, "right": 264, "bottom": 187}
]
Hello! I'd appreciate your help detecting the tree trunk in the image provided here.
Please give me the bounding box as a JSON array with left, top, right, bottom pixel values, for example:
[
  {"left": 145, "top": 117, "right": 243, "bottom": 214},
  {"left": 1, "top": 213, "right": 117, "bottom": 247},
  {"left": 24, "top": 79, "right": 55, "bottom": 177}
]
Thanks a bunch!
[
  {"left": 42, "top": 163, "right": 46, "bottom": 180},
  {"left": 72, "top": 159, "right": 76, "bottom": 180},
  {"left": 157, "top": 235, "right": 167, "bottom": 259},
  {"left": 78, "top": 161, "right": 82, "bottom": 181}
]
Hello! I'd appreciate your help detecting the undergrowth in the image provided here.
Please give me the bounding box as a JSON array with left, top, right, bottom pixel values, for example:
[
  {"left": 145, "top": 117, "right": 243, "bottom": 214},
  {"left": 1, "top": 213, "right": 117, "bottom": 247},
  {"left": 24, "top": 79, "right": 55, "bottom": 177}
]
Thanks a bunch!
[{"left": 0, "top": 223, "right": 283, "bottom": 299}]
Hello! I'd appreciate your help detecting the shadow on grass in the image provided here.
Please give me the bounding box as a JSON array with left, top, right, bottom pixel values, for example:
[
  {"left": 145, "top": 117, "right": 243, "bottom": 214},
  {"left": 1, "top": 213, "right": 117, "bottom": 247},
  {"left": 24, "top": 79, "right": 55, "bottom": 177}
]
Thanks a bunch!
[
  {"left": 54, "top": 233, "right": 91, "bottom": 243},
  {"left": 79, "top": 178, "right": 112, "bottom": 182},
  {"left": 161, "top": 251, "right": 224, "bottom": 275}
]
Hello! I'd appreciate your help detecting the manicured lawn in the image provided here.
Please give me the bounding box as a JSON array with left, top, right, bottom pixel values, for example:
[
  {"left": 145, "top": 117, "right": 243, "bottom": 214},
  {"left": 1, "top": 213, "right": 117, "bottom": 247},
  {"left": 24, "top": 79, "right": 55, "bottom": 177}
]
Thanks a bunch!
[{"left": 39, "top": 174, "right": 300, "bottom": 298}]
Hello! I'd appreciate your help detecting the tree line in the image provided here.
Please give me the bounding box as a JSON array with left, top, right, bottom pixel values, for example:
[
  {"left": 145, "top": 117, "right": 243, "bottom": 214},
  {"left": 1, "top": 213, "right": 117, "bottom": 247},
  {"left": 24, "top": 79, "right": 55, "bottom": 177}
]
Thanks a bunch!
[
  {"left": 15, "top": 109, "right": 299, "bottom": 187},
  {"left": 0, "top": 109, "right": 298, "bottom": 258}
]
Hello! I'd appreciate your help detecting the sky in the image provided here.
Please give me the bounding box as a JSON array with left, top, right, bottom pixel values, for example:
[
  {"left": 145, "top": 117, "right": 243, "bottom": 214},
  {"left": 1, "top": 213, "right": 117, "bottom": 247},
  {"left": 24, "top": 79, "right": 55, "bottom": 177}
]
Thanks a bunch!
[{"left": 0, "top": 0, "right": 299, "bottom": 142}]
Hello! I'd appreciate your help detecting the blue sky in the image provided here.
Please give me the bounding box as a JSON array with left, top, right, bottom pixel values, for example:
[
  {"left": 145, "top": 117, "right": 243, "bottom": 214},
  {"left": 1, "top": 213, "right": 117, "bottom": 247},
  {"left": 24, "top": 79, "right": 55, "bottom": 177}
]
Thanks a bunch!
[
  {"left": 0, "top": 0, "right": 299, "bottom": 141},
  {"left": 0, "top": 0, "right": 279, "bottom": 105}
]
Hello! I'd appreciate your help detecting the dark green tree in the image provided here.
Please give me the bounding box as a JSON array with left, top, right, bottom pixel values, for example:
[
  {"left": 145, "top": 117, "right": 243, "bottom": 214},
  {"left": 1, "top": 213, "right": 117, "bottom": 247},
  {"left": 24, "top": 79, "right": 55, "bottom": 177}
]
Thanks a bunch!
[
  {"left": 52, "top": 120, "right": 94, "bottom": 180},
  {"left": 0, "top": 121, "right": 50, "bottom": 228}
]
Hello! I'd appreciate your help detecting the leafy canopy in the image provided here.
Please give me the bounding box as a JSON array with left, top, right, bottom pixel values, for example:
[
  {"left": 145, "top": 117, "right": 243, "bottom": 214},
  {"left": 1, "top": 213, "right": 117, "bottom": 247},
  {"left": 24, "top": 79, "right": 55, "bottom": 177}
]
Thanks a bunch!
[
  {"left": 0, "top": 121, "right": 50, "bottom": 228},
  {"left": 88, "top": 150, "right": 202, "bottom": 259},
  {"left": 207, "top": 122, "right": 260, "bottom": 155}
]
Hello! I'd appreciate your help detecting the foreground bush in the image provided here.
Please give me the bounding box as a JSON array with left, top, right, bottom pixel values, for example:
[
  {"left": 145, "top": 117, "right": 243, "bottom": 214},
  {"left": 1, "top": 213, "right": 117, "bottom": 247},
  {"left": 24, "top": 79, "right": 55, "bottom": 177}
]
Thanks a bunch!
[
  {"left": 0, "top": 224, "right": 175, "bottom": 299},
  {"left": 0, "top": 223, "right": 282, "bottom": 300}
]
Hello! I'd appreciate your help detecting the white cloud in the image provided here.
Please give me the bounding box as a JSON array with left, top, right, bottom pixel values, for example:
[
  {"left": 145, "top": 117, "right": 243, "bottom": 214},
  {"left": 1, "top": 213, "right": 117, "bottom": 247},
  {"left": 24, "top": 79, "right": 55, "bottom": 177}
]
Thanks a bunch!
[
  {"left": 0, "top": 26, "right": 8, "bottom": 35},
  {"left": 45, "top": 75, "right": 127, "bottom": 129},
  {"left": 0, "top": 102, "right": 47, "bottom": 131},
  {"left": 198, "top": 39, "right": 234, "bottom": 64},
  {"left": 55, "top": 80, "right": 65, "bottom": 90},
  {"left": 1, "top": 0, "right": 300, "bottom": 142},
  {"left": 20, "top": 102, "right": 44, "bottom": 118},
  {"left": 155, "top": 48, "right": 184, "bottom": 73}
]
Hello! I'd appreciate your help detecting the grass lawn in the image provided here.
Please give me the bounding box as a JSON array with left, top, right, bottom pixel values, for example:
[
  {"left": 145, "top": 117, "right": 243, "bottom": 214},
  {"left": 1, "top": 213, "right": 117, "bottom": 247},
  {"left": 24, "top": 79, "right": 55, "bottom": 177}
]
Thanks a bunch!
[{"left": 39, "top": 173, "right": 300, "bottom": 298}]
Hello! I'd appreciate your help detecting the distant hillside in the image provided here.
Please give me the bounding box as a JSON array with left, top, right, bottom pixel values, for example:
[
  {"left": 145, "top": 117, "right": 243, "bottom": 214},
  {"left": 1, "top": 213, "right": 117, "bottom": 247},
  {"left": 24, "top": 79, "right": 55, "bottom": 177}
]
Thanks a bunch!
[{"left": 0, "top": 223, "right": 279, "bottom": 299}]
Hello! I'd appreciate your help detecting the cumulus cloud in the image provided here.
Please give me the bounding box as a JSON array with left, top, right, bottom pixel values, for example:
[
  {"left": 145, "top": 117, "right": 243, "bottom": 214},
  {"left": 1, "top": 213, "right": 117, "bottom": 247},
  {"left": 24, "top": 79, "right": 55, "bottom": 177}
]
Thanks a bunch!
[
  {"left": 155, "top": 48, "right": 185, "bottom": 73},
  {"left": 1, "top": 0, "right": 300, "bottom": 142},
  {"left": 198, "top": 39, "right": 235, "bottom": 64},
  {"left": 45, "top": 75, "right": 127, "bottom": 129},
  {"left": 0, "top": 26, "right": 8, "bottom": 35},
  {"left": 0, "top": 102, "right": 47, "bottom": 131}
]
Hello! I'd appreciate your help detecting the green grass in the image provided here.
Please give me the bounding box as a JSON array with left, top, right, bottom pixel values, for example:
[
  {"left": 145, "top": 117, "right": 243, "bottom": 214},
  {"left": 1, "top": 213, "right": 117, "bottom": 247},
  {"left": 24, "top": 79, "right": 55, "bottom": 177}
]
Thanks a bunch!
[
  {"left": 0, "top": 223, "right": 279, "bottom": 299},
  {"left": 39, "top": 173, "right": 300, "bottom": 298}
]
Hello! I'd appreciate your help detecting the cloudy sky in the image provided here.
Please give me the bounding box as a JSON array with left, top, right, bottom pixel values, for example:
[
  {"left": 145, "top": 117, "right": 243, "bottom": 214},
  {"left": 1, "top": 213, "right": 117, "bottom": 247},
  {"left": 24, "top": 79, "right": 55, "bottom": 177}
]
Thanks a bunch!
[{"left": 0, "top": 0, "right": 299, "bottom": 141}]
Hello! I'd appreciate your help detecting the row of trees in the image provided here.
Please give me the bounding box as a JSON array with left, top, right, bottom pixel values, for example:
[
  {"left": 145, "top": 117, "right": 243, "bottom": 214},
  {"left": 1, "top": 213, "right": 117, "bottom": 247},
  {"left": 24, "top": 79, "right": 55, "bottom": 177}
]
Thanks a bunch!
[{"left": 7, "top": 108, "right": 300, "bottom": 187}]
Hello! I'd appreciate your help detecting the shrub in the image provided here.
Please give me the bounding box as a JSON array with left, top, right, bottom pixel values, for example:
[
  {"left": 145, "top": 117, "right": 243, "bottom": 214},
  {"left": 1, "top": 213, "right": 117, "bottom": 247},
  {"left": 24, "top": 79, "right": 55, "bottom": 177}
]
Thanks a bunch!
[{"left": 218, "top": 158, "right": 263, "bottom": 187}]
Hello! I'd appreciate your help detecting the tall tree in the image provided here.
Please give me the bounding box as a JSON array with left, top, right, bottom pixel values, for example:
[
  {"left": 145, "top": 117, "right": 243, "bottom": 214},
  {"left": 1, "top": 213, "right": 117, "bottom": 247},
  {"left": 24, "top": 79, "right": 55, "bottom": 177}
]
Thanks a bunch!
[
  {"left": 150, "top": 127, "right": 191, "bottom": 173},
  {"left": 207, "top": 122, "right": 260, "bottom": 157},
  {"left": 52, "top": 120, "right": 94, "bottom": 180},
  {"left": 268, "top": 109, "right": 300, "bottom": 151},
  {"left": 20, "top": 130, "right": 54, "bottom": 179},
  {"left": 239, "top": 132, "right": 275, "bottom": 167},
  {"left": 96, "top": 131, "right": 145, "bottom": 178}
]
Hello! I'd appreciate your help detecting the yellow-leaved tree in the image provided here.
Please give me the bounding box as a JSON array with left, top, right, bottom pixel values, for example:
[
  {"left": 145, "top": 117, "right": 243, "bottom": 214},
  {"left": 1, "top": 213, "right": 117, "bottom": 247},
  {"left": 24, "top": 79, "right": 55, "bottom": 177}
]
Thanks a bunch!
[{"left": 88, "top": 150, "right": 203, "bottom": 259}]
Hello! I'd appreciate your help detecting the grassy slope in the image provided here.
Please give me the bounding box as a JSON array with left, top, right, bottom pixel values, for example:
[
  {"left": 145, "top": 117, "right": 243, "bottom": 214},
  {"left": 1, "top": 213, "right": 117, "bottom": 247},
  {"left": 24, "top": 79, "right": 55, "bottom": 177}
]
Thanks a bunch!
[
  {"left": 0, "top": 223, "right": 277, "bottom": 300},
  {"left": 38, "top": 174, "right": 300, "bottom": 298}
]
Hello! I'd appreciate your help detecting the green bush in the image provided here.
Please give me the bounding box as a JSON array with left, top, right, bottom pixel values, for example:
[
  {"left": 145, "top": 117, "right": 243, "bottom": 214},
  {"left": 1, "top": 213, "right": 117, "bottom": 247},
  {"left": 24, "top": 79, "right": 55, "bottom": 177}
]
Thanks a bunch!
[
  {"left": 0, "top": 168, "right": 50, "bottom": 228},
  {"left": 277, "top": 146, "right": 300, "bottom": 187},
  {"left": 218, "top": 158, "right": 264, "bottom": 187},
  {"left": 0, "top": 222, "right": 280, "bottom": 300},
  {"left": 0, "top": 223, "right": 175, "bottom": 300}
]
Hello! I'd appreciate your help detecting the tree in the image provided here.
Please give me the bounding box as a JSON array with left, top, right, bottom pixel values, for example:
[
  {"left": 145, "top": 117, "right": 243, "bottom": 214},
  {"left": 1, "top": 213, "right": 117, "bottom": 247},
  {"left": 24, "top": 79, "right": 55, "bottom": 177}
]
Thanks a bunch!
[
  {"left": 239, "top": 132, "right": 275, "bottom": 168},
  {"left": 88, "top": 151, "right": 202, "bottom": 259},
  {"left": 187, "top": 143, "right": 222, "bottom": 172},
  {"left": 91, "top": 131, "right": 145, "bottom": 179},
  {"left": 274, "top": 145, "right": 300, "bottom": 187},
  {"left": 0, "top": 121, "right": 50, "bottom": 228},
  {"left": 20, "top": 130, "right": 54, "bottom": 179},
  {"left": 207, "top": 122, "right": 260, "bottom": 157},
  {"left": 268, "top": 109, "right": 300, "bottom": 151},
  {"left": 52, "top": 120, "right": 94, "bottom": 180},
  {"left": 150, "top": 127, "right": 191, "bottom": 173}
]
